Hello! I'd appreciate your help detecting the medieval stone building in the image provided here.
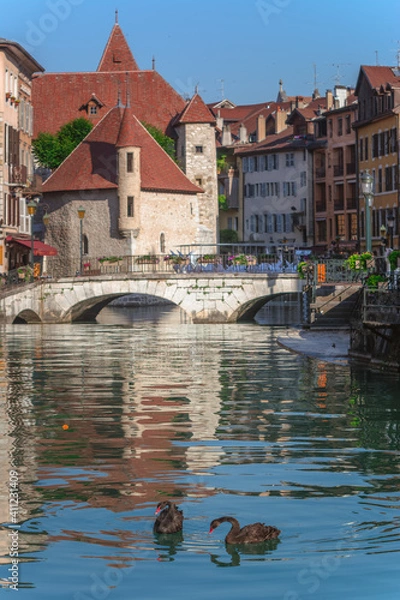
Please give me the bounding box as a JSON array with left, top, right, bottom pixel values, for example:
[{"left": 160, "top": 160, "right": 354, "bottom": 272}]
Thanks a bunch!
[{"left": 32, "top": 21, "right": 218, "bottom": 274}]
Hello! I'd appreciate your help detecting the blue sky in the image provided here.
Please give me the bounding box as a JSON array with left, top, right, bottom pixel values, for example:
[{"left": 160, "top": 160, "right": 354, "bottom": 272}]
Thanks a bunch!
[{"left": 2, "top": 0, "right": 400, "bottom": 104}]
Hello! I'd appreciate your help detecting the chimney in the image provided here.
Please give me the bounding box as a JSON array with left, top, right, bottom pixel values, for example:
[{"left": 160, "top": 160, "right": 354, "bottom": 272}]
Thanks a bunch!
[
  {"left": 257, "top": 114, "right": 266, "bottom": 142},
  {"left": 228, "top": 166, "right": 235, "bottom": 196},
  {"left": 326, "top": 89, "right": 334, "bottom": 110},
  {"left": 275, "top": 107, "right": 287, "bottom": 134},
  {"left": 221, "top": 124, "right": 232, "bottom": 146},
  {"left": 216, "top": 109, "right": 223, "bottom": 131},
  {"left": 239, "top": 123, "right": 247, "bottom": 143}
]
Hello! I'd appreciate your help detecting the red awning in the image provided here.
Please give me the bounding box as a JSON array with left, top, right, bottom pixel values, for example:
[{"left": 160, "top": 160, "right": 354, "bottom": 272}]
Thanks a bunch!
[{"left": 6, "top": 236, "right": 58, "bottom": 256}]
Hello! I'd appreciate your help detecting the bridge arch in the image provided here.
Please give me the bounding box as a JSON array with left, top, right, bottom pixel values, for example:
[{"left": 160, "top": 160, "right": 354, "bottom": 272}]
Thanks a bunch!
[
  {"left": 68, "top": 292, "right": 174, "bottom": 322},
  {"left": 13, "top": 309, "right": 42, "bottom": 324},
  {"left": 1, "top": 273, "right": 304, "bottom": 325}
]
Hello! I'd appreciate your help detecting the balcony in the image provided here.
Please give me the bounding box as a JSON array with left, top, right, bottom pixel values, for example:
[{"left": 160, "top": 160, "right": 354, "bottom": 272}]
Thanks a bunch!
[
  {"left": 346, "top": 162, "right": 356, "bottom": 175},
  {"left": 333, "top": 165, "right": 344, "bottom": 177},
  {"left": 316, "top": 201, "right": 327, "bottom": 213},
  {"left": 334, "top": 199, "right": 345, "bottom": 211},
  {"left": 346, "top": 197, "right": 357, "bottom": 210},
  {"left": 315, "top": 166, "right": 326, "bottom": 179}
]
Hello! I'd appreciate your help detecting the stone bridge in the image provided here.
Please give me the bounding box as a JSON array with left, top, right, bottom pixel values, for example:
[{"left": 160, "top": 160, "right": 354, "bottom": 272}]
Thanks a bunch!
[{"left": 0, "top": 272, "right": 304, "bottom": 324}]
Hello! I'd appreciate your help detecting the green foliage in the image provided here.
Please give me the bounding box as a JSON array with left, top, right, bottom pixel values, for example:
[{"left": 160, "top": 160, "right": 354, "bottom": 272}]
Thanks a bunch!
[
  {"left": 141, "top": 122, "right": 176, "bottom": 161},
  {"left": 220, "top": 229, "right": 239, "bottom": 243},
  {"left": 98, "top": 256, "right": 122, "bottom": 264},
  {"left": 388, "top": 250, "right": 400, "bottom": 271},
  {"left": 297, "top": 261, "right": 310, "bottom": 279},
  {"left": 218, "top": 194, "right": 228, "bottom": 211},
  {"left": 217, "top": 153, "right": 228, "bottom": 172},
  {"left": 32, "top": 118, "right": 93, "bottom": 169},
  {"left": 344, "top": 252, "right": 373, "bottom": 270},
  {"left": 365, "top": 274, "right": 386, "bottom": 289}
]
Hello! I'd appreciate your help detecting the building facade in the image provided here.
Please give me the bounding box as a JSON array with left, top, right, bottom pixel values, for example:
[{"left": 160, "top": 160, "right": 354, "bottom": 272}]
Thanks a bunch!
[
  {"left": 313, "top": 88, "right": 358, "bottom": 253},
  {"left": 354, "top": 65, "right": 400, "bottom": 252},
  {"left": 0, "top": 39, "right": 43, "bottom": 273}
]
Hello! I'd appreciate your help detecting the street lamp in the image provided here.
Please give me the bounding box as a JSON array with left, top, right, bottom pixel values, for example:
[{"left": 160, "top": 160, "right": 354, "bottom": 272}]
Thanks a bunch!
[
  {"left": 77, "top": 205, "right": 86, "bottom": 274},
  {"left": 361, "top": 170, "right": 374, "bottom": 253},
  {"left": 27, "top": 199, "right": 37, "bottom": 281},
  {"left": 387, "top": 212, "right": 395, "bottom": 249}
]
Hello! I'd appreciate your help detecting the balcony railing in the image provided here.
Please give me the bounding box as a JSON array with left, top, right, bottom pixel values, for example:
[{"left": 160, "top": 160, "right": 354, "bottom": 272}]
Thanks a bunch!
[
  {"left": 315, "top": 201, "right": 327, "bottom": 213},
  {"left": 346, "top": 162, "right": 356, "bottom": 175},
  {"left": 333, "top": 165, "right": 344, "bottom": 177},
  {"left": 346, "top": 197, "right": 357, "bottom": 210},
  {"left": 334, "top": 199, "right": 345, "bottom": 211},
  {"left": 315, "top": 166, "right": 326, "bottom": 179}
]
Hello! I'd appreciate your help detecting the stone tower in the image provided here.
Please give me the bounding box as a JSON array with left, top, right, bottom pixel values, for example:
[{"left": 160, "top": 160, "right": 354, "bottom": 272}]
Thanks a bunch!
[
  {"left": 174, "top": 93, "right": 218, "bottom": 246},
  {"left": 116, "top": 107, "right": 141, "bottom": 253}
]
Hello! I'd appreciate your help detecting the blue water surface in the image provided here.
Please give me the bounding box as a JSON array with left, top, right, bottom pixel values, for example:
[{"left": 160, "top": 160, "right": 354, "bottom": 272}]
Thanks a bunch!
[{"left": 0, "top": 304, "right": 399, "bottom": 599}]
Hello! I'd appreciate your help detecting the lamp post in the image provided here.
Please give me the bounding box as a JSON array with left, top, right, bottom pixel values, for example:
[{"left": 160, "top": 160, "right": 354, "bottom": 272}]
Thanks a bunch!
[
  {"left": 380, "top": 224, "right": 387, "bottom": 255},
  {"left": 27, "top": 199, "right": 37, "bottom": 281},
  {"left": 387, "top": 212, "right": 395, "bottom": 249},
  {"left": 361, "top": 170, "right": 374, "bottom": 253},
  {"left": 77, "top": 205, "right": 85, "bottom": 275}
]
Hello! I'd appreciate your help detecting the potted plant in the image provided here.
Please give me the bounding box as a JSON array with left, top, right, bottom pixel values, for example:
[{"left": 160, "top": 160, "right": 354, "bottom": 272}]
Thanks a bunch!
[
  {"left": 98, "top": 256, "right": 122, "bottom": 265},
  {"left": 198, "top": 254, "right": 217, "bottom": 264},
  {"left": 345, "top": 252, "right": 372, "bottom": 271},
  {"left": 17, "top": 266, "right": 32, "bottom": 282},
  {"left": 164, "top": 255, "right": 185, "bottom": 265},
  {"left": 365, "top": 274, "right": 386, "bottom": 289},
  {"left": 136, "top": 254, "right": 159, "bottom": 264},
  {"left": 297, "top": 261, "right": 314, "bottom": 279}
]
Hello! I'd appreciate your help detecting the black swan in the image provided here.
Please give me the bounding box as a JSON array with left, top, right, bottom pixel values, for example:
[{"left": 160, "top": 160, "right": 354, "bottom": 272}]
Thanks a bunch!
[
  {"left": 209, "top": 516, "right": 280, "bottom": 544},
  {"left": 153, "top": 501, "right": 183, "bottom": 534}
]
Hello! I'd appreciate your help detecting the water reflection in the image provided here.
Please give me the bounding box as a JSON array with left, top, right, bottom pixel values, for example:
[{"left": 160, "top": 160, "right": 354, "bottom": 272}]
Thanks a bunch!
[
  {"left": 154, "top": 532, "right": 184, "bottom": 562},
  {"left": 0, "top": 304, "right": 399, "bottom": 597},
  {"left": 210, "top": 539, "right": 281, "bottom": 567}
]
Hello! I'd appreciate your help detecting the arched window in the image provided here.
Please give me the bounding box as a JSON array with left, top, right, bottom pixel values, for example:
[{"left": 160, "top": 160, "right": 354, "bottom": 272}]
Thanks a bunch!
[
  {"left": 160, "top": 233, "right": 165, "bottom": 253},
  {"left": 83, "top": 234, "right": 89, "bottom": 255}
]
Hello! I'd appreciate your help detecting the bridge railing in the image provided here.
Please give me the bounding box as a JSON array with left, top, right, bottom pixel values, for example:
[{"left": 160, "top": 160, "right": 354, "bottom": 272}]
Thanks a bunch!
[{"left": 48, "top": 253, "right": 300, "bottom": 278}]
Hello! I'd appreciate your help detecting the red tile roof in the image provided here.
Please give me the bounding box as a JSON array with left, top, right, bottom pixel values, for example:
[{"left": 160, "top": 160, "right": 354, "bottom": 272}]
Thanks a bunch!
[
  {"left": 32, "top": 70, "right": 186, "bottom": 136},
  {"left": 42, "top": 106, "right": 201, "bottom": 195},
  {"left": 287, "top": 97, "right": 327, "bottom": 123},
  {"left": 177, "top": 93, "right": 216, "bottom": 124},
  {"left": 359, "top": 65, "right": 400, "bottom": 90},
  {"left": 234, "top": 126, "right": 295, "bottom": 155},
  {"left": 97, "top": 24, "right": 139, "bottom": 72}
]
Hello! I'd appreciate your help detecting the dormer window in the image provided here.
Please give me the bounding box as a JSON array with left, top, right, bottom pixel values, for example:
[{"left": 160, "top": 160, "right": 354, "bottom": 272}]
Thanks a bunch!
[{"left": 80, "top": 94, "right": 104, "bottom": 116}]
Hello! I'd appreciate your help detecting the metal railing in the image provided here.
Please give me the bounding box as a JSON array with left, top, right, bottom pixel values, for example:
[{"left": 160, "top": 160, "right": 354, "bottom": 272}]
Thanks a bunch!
[{"left": 46, "top": 253, "right": 301, "bottom": 279}]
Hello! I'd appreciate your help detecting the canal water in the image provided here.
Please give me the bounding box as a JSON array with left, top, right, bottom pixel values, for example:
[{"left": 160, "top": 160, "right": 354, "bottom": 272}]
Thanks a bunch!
[{"left": 0, "top": 303, "right": 399, "bottom": 599}]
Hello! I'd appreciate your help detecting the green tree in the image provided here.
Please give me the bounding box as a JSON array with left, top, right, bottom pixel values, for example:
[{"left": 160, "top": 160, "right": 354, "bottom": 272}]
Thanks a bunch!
[
  {"left": 220, "top": 229, "right": 239, "bottom": 243},
  {"left": 142, "top": 122, "right": 176, "bottom": 161},
  {"left": 219, "top": 194, "right": 228, "bottom": 211},
  {"left": 32, "top": 118, "right": 93, "bottom": 170}
]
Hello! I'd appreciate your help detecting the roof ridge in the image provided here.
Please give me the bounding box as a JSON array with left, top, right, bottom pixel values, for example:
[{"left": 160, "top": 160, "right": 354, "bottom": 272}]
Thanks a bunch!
[{"left": 97, "top": 23, "right": 139, "bottom": 72}]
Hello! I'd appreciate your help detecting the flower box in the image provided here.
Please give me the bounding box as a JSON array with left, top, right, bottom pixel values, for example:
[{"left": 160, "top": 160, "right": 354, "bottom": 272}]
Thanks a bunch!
[{"left": 136, "top": 256, "right": 159, "bottom": 264}]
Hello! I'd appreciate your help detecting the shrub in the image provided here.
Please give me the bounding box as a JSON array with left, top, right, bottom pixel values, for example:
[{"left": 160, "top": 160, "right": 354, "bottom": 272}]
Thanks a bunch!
[
  {"left": 388, "top": 250, "right": 400, "bottom": 271},
  {"left": 344, "top": 252, "right": 372, "bottom": 270},
  {"left": 366, "top": 274, "right": 386, "bottom": 289}
]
